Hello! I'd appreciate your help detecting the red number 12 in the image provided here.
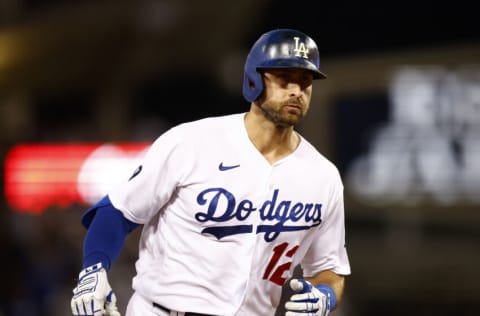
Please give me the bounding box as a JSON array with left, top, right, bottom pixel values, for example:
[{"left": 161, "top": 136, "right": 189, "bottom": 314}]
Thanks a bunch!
[{"left": 263, "top": 242, "right": 299, "bottom": 286}]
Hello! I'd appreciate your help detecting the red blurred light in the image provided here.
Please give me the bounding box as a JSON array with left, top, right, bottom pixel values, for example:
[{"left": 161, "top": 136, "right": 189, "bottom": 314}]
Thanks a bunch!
[{"left": 4, "top": 143, "right": 148, "bottom": 214}]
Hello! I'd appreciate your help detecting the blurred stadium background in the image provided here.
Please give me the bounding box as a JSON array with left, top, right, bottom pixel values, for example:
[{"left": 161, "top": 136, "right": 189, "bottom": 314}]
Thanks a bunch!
[{"left": 1, "top": 0, "right": 479, "bottom": 315}]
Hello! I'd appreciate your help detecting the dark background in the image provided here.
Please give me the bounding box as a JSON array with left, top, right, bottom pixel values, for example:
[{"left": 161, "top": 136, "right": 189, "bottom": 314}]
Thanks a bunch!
[{"left": 0, "top": 1, "right": 479, "bottom": 315}]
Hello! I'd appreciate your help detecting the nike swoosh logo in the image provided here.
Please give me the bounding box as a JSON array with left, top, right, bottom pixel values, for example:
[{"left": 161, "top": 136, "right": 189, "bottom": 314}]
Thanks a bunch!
[{"left": 219, "top": 162, "right": 240, "bottom": 171}]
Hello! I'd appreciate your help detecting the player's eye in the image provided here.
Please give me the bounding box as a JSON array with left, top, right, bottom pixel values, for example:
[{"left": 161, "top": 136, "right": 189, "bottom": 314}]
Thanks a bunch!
[{"left": 300, "top": 75, "right": 313, "bottom": 88}]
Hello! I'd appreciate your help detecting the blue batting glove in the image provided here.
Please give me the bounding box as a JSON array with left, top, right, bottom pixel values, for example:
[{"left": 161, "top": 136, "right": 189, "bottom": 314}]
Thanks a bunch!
[{"left": 285, "top": 278, "right": 335, "bottom": 316}]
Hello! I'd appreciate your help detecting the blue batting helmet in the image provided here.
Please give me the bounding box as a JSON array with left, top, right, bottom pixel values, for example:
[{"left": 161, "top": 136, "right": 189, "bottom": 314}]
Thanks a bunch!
[{"left": 242, "top": 28, "right": 327, "bottom": 102}]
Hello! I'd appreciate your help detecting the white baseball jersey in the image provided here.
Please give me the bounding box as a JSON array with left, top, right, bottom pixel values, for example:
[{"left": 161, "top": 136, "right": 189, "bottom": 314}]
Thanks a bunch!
[{"left": 109, "top": 113, "right": 351, "bottom": 315}]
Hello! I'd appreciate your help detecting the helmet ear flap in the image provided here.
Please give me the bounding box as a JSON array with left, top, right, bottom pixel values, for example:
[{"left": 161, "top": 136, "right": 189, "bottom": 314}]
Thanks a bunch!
[{"left": 242, "top": 71, "right": 264, "bottom": 102}]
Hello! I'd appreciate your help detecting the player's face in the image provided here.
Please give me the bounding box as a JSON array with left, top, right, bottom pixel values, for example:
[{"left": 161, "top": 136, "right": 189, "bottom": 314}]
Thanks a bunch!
[{"left": 258, "top": 69, "right": 314, "bottom": 127}]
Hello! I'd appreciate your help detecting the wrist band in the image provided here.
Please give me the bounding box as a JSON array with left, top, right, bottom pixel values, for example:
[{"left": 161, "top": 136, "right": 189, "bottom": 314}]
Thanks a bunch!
[
  {"left": 316, "top": 284, "right": 337, "bottom": 310},
  {"left": 79, "top": 262, "right": 103, "bottom": 279}
]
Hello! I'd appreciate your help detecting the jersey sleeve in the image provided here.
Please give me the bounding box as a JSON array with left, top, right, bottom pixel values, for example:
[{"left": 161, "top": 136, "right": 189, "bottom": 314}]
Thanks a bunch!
[
  {"left": 301, "top": 181, "right": 351, "bottom": 277},
  {"left": 108, "top": 125, "right": 192, "bottom": 224}
]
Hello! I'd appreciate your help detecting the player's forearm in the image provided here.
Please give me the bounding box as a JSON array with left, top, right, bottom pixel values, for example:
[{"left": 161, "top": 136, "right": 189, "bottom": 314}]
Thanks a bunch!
[
  {"left": 83, "top": 197, "right": 140, "bottom": 270},
  {"left": 305, "top": 270, "right": 346, "bottom": 309}
]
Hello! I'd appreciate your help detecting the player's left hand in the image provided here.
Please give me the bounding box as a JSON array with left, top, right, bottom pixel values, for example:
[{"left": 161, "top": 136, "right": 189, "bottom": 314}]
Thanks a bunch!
[
  {"left": 285, "top": 278, "right": 332, "bottom": 316},
  {"left": 71, "top": 262, "right": 121, "bottom": 316}
]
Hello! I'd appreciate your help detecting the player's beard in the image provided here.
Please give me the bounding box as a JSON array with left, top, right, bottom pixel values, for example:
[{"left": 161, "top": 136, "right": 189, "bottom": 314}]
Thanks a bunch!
[{"left": 259, "top": 98, "right": 307, "bottom": 128}]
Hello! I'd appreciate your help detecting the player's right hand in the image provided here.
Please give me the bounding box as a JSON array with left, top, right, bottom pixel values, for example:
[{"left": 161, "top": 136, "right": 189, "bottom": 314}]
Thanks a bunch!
[
  {"left": 71, "top": 262, "right": 121, "bottom": 316},
  {"left": 285, "top": 278, "right": 331, "bottom": 316}
]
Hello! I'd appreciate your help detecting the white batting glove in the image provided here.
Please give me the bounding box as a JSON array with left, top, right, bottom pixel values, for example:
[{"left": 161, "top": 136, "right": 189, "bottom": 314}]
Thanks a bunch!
[
  {"left": 71, "top": 262, "right": 121, "bottom": 316},
  {"left": 285, "top": 279, "right": 333, "bottom": 316}
]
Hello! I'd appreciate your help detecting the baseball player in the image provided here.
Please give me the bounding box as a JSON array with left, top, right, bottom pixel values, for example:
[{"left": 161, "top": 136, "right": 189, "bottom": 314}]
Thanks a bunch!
[{"left": 71, "top": 28, "right": 351, "bottom": 316}]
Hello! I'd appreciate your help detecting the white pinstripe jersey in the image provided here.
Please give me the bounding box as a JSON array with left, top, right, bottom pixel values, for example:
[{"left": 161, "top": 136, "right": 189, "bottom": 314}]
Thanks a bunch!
[{"left": 109, "top": 113, "right": 351, "bottom": 315}]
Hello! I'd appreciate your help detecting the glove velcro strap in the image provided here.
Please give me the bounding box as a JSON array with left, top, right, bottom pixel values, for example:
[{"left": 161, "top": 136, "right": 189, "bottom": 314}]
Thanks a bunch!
[
  {"left": 315, "top": 284, "right": 337, "bottom": 311},
  {"left": 79, "top": 262, "right": 104, "bottom": 279}
]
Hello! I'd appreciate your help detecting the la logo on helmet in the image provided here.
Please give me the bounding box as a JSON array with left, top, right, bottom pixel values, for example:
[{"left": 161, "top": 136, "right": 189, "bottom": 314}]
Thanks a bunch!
[{"left": 293, "top": 37, "right": 309, "bottom": 58}]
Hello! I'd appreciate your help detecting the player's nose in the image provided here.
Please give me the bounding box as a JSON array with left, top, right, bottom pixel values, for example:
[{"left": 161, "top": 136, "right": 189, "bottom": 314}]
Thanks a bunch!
[{"left": 287, "top": 82, "right": 302, "bottom": 97}]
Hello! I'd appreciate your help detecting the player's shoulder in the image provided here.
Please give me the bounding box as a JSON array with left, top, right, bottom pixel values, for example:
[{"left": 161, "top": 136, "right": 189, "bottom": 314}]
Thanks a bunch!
[
  {"left": 150, "top": 113, "right": 244, "bottom": 150},
  {"left": 184, "top": 113, "right": 244, "bottom": 128},
  {"left": 298, "top": 136, "right": 342, "bottom": 179},
  {"left": 171, "top": 113, "right": 244, "bottom": 135},
  {"left": 146, "top": 113, "right": 244, "bottom": 159}
]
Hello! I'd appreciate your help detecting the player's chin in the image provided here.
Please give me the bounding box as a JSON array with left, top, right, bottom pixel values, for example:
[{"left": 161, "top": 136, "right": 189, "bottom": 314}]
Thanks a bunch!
[
  {"left": 278, "top": 116, "right": 301, "bottom": 127},
  {"left": 283, "top": 109, "right": 304, "bottom": 124}
]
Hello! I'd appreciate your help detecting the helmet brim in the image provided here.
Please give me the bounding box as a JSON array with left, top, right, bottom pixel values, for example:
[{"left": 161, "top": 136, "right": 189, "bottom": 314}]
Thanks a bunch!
[{"left": 258, "top": 58, "right": 327, "bottom": 79}]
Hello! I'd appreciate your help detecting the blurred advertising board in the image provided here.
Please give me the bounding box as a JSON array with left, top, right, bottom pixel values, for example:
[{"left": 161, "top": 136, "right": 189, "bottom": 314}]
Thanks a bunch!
[
  {"left": 4, "top": 143, "right": 148, "bottom": 214},
  {"left": 339, "top": 65, "right": 480, "bottom": 207}
]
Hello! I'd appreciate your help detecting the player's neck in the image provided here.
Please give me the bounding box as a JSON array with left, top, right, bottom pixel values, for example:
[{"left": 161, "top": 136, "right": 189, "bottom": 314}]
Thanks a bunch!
[{"left": 244, "top": 111, "right": 300, "bottom": 164}]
